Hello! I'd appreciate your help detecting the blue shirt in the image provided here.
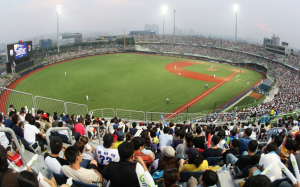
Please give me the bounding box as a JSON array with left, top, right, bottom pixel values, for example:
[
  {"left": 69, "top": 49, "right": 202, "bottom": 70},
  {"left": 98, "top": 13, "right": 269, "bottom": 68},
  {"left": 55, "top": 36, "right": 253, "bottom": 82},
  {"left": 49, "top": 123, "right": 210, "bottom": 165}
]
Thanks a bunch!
[{"left": 239, "top": 137, "right": 252, "bottom": 155}]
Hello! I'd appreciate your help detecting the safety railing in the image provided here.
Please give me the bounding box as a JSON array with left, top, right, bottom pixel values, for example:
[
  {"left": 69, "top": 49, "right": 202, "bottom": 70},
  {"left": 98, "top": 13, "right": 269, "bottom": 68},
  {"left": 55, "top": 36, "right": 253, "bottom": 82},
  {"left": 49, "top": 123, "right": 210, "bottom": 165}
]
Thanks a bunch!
[
  {"left": 116, "top": 109, "right": 145, "bottom": 122},
  {"left": 45, "top": 127, "right": 74, "bottom": 152},
  {"left": 65, "top": 102, "right": 88, "bottom": 116},
  {"left": 90, "top": 108, "right": 115, "bottom": 119}
]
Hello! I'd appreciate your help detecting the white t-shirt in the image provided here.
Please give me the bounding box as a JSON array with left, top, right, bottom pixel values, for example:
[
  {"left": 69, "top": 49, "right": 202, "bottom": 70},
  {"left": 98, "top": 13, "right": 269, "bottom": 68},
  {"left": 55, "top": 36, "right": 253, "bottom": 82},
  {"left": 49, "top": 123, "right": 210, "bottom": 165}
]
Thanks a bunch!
[
  {"left": 96, "top": 145, "right": 120, "bottom": 165},
  {"left": 24, "top": 123, "right": 40, "bottom": 143},
  {"left": 62, "top": 166, "right": 100, "bottom": 184},
  {"left": 291, "top": 126, "right": 299, "bottom": 134},
  {"left": 259, "top": 153, "right": 282, "bottom": 181},
  {"left": 19, "top": 115, "right": 25, "bottom": 123},
  {"left": 58, "top": 130, "right": 69, "bottom": 139},
  {"left": 217, "top": 139, "right": 229, "bottom": 149},
  {"left": 0, "top": 124, "right": 9, "bottom": 149}
]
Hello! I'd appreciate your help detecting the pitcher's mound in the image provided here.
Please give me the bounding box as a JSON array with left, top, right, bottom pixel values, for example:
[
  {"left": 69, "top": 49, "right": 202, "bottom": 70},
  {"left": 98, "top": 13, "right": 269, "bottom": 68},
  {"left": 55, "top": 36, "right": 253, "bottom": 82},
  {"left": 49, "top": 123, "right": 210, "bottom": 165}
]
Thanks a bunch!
[{"left": 208, "top": 68, "right": 217, "bottom": 71}]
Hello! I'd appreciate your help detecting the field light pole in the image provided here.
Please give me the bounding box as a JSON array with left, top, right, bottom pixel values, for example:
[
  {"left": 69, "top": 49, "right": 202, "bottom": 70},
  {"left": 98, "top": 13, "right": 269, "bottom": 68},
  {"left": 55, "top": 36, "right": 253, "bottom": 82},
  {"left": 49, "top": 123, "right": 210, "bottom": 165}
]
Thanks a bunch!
[
  {"left": 162, "top": 5, "right": 167, "bottom": 35},
  {"left": 57, "top": 5, "right": 62, "bottom": 53},
  {"left": 174, "top": 10, "right": 176, "bottom": 36},
  {"left": 234, "top": 4, "right": 238, "bottom": 43}
]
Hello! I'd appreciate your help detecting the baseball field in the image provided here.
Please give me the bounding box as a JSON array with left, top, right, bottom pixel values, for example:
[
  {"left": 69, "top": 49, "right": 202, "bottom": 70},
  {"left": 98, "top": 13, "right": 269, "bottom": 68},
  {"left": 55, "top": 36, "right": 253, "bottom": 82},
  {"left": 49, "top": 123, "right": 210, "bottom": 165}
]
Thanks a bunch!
[{"left": 10, "top": 53, "right": 264, "bottom": 114}]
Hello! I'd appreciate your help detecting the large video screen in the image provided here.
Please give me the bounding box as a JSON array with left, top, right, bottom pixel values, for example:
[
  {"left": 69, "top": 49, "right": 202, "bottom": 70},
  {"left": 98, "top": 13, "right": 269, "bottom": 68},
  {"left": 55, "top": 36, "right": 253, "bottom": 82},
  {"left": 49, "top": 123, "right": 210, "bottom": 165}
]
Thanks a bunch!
[
  {"left": 14, "top": 43, "right": 27, "bottom": 59},
  {"left": 6, "top": 41, "right": 33, "bottom": 62}
]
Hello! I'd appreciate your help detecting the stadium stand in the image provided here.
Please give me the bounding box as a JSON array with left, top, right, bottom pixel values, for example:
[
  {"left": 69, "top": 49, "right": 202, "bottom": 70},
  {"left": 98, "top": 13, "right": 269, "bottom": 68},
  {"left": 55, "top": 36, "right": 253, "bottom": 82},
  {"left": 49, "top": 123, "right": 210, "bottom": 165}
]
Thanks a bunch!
[{"left": 1, "top": 37, "right": 300, "bottom": 187}]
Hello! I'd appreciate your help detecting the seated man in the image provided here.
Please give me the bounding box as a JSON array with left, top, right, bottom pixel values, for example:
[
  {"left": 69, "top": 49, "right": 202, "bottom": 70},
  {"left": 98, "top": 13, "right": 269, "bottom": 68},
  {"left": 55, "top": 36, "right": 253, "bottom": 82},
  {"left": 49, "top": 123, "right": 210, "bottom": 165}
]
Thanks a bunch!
[
  {"left": 62, "top": 146, "right": 103, "bottom": 185},
  {"left": 193, "top": 127, "right": 205, "bottom": 150},
  {"left": 159, "top": 127, "right": 173, "bottom": 150},
  {"left": 58, "top": 121, "right": 70, "bottom": 139},
  {"left": 202, "top": 135, "right": 222, "bottom": 159},
  {"left": 222, "top": 139, "right": 240, "bottom": 160},
  {"left": 261, "top": 135, "right": 282, "bottom": 156},
  {"left": 239, "top": 128, "right": 253, "bottom": 155},
  {"left": 129, "top": 122, "right": 138, "bottom": 136},
  {"left": 102, "top": 141, "right": 149, "bottom": 187},
  {"left": 243, "top": 175, "right": 272, "bottom": 187},
  {"left": 132, "top": 137, "right": 154, "bottom": 165},
  {"left": 11, "top": 114, "right": 23, "bottom": 138},
  {"left": 285, "top": 140, "right": 300, "bottom": 175},
  {"left": 226, "top": 140, "right": 260, "bottom": 170},
  {"left": 248, "top": 143, "right": 282, "bottom": 181},
  {"left": 96, "top": 134, "right": 120, "bottom": 165},
  {"left": 44, "top": 136, "right": 69, "bottom": 174},
  {"left": 24, "top": 115, "right": 47, "bottom": 151},
  {"left": 188, "top": 170, "right": 218, "bottom": 187}
]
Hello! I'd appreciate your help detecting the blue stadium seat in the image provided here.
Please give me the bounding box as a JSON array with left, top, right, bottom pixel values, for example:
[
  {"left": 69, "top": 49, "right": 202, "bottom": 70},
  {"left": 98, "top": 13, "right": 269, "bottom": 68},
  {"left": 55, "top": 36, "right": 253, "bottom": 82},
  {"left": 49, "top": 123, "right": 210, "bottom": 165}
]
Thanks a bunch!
[
  {"left": 72, "top": 180, "right": 99, "bottom": 187},
  {"left": 206, "top": 156, "right": 223, "bottom": 166},
  {"left": 80, "top": 159, "right": 90, "bottom": 168},
  {"left": 16, "top": 136, "right": 41, "bottom": 154},
  {"left": 179, "top": 171, "right": 204, "bottom": 182},
  {"left": 52, "top": 173, "right": 67, "bottom": 185}
]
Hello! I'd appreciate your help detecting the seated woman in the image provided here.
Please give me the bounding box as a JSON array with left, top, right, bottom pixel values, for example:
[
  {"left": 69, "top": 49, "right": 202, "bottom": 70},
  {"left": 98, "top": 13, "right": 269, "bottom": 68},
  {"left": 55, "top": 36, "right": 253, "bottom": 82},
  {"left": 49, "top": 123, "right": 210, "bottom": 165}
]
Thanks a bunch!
[
  {"left": 179, "top": 148, "right": 208, "bottom": 172},
  {"left": 152, "top": 146, "right": 179, "bottom": 170},
  {"left": 156, "top": 167, "right": 180, "bottom": 187}
]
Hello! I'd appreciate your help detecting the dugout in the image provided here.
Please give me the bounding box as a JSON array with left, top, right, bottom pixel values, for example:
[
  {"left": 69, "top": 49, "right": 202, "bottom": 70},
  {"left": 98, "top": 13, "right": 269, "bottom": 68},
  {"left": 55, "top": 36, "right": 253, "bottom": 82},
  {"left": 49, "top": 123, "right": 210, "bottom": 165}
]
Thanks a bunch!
[{"left": 260, "top": 78, "right": 273, "bottom": 92}]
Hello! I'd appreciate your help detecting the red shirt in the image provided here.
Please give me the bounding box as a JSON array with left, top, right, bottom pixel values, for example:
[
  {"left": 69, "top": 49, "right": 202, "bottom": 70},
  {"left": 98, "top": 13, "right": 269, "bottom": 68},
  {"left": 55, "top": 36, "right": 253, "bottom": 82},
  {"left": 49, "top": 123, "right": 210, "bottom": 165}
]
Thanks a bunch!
[
  {"left": 74, "top": 123, "right": 85, "bottom": 136},
  {"left": 133, "top": 150, "right": 152, "bottom": 165}
]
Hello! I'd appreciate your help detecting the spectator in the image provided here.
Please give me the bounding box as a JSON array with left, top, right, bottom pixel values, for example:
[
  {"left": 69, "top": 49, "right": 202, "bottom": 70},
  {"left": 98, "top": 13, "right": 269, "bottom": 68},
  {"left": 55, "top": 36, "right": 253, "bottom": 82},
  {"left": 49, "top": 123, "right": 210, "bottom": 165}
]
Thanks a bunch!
[
  {"left": 132, "top": 137, "right": 154, "bottom": 165},
  {"left": 176, "top": 132, "right": 194, "bottom": 159},
  {"left": 188, "top": 170, "right": 218, "bottom": 187},
  {"left": 96, "top": 134, "right": 120, "bottom": 165},
  {"left": 62, "top": 146, "right": 103, "bottom": 185},
  {"left": 52, "top": 116, "right": 59, "bottom": 127},
  {"left": 11, "top": 114, "right": 23, "bottom": 138},
  {"left": 248, "top": 143, "right": 282, "bottom": 181},
  {"left": 227, "top": 140, "right": 260, "bottom": 170},
  {"left": 159, "top": 127, "right": 173, "bottom": 149},
  {"left": 74, "top": 118, "right": 85, "bottom": 136},
  {"left": 112, "top": 131, "right": 124, "bottom": 149},
  {"left": 160, "top": 167, "right": 180, "bottom": 187},
  {"left": 222, "top": 139, "right": 240, "bottom": 160},
  {"left": 243, "top": 175, "right": 272, "bottom": 187},
  {"left": 126, "top": 132, "right": 133, "bottom": 142},
  {"left": 57, "top": 121, "right": 69, "bottom": 139},
  {"left": 285, "top": 140, "right": 300, "bottom": 175},
  {"left": 239, "top": 128, "right": 252, "bottom": 155},
  {"left": 202, "top": 135, "right": 223, "bottom": 159},
  {"left": 102, "top": 141, "right": 148, "bottom": 187},
  {"left": 179, "top": 148, "right": 208, "bottom": 172},
  {"left": 44, "top": 136, "right": 69, "bottom": 174},
  {"left": 24, "top": 115, "right": 47, "bottom": 151},
  {"left": 152, "top": 146, "right": 179, "bottom": 170},
  {"left": 193, "top": 127, "right": 205, "bottom": 150},
  {"left": 0, "top": 145, "right": 18, "bottom": 187},
  {"left": 217, "top": 130, "right": 229, "bottom": 150}
]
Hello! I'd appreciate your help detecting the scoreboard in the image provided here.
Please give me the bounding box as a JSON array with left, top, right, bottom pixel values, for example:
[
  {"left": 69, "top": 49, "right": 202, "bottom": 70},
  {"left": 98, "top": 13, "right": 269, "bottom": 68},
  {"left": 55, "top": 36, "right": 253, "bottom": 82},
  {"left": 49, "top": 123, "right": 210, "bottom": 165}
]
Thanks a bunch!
[{"left": 6, "top": 41, "right": 33, "bottom": 62}]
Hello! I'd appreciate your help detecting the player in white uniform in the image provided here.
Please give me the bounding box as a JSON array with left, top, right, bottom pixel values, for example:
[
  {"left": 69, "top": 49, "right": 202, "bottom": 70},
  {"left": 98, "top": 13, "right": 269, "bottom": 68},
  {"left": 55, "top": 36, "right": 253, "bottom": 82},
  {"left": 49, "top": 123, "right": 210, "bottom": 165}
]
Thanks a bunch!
[
  {"left": 65, "top": 72, "right": 66, "bottom": 76},
  {"left": 86, "top": 95, "right": 89, "bottom": 101},
  {"left": 96, "top": 134, "right": 120, "bottom": 165}
]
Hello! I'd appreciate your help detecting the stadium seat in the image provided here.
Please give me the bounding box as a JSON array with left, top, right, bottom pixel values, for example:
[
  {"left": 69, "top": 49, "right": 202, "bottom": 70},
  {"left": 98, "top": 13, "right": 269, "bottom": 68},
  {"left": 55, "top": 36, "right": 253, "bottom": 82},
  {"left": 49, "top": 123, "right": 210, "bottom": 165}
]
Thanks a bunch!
[
  {"left": 52, "top": 173, "right": 67, "bottom": 185},
  {"left": 80, "top": 159, "right": 90, "bottom": 168},
  {"left": 206, "top": 156, "right": 223, "bottom": 166},
  {"left": 17, "top": 136, "right": 41, "bottom": 154},
  {"left": 179, "top": 171, "right": 204, "bottom": 182},
  {"left": 72, "top": 180, "right": 99, "bottom": 187},
  {"left": 233, "top": 165, "right": 257, "bottom": 179},
  {"left": 271, "top": 177, "right": 288, "bottom": 187}
]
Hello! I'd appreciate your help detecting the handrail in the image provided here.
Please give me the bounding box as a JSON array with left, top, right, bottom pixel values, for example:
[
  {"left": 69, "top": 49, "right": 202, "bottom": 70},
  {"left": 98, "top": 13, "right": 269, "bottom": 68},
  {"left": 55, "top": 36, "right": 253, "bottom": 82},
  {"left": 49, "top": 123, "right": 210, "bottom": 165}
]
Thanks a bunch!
[
  {"left": 0, "top": 127, "right": 28, "bottom": 163},
  {"left": 46, "top": 127, "right": 74, "bottom": 152},
  {"left": 85, "top": 125, "right": 101, "bottom": 145}
]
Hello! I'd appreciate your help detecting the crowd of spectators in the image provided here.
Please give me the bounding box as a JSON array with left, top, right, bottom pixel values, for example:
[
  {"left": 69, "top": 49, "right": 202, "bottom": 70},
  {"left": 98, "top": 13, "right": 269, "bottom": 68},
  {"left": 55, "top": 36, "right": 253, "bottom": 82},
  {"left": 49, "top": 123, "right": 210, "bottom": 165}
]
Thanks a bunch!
[{"left": 2, "top": 108, "right": 300, "bottom": 187}]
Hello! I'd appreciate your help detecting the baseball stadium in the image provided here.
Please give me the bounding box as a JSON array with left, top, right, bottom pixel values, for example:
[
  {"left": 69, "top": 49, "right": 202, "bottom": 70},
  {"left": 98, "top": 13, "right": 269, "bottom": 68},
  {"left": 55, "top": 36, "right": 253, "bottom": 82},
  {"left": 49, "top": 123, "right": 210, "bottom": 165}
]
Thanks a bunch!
[{"left": 1, "top": 3, "right": 300, "bottom": 187}]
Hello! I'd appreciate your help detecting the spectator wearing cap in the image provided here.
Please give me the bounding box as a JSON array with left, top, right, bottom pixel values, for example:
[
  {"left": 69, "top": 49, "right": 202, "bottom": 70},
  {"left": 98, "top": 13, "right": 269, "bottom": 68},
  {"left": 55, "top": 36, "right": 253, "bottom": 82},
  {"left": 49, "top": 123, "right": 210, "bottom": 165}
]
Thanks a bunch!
[
  {"left": 7, "top": 104, "right": 14, "bottom": 116},
  {"left": 96, "top": 134, "right": 120, "bottom": 165},
  {"left": 112, "top": 131, "right": 124, "bottom": 149},
  {"left": 179, "top": 148, "right": 208, "bottom": 172},
  {"left": 41, "top": 113, "right": 51, "bottom": 131},
  {"left": 152, "top": 146, "right": 179, "bottom": 170},
  {"left": 74, "top": 118, "right": 85, "bottom": 136},
  {"left": 113, "top": 119, "right": 119, "bottom": 130},
  {"left": 132, "top": 137, "right": 154, "bottom": 165}
]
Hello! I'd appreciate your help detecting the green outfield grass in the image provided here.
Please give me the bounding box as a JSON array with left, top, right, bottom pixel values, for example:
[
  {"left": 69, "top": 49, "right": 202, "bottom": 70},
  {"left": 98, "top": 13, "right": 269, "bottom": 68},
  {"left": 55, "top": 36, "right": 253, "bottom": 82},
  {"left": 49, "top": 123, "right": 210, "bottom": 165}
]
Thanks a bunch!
[{"left": 11, "top": 53, "right": 263, "bottom": 113}]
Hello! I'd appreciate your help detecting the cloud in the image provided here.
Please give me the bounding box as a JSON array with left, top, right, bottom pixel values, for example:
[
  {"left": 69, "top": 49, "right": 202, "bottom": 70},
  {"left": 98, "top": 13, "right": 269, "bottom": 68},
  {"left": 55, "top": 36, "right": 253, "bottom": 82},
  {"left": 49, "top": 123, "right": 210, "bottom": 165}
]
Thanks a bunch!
[{"left": 256, "top": 24, "right": 275, "bottom": 32}]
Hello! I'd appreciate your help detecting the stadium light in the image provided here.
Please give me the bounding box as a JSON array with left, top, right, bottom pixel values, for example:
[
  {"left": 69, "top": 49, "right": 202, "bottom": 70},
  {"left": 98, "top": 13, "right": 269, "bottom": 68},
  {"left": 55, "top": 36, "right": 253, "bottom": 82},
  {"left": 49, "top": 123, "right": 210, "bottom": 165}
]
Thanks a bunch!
[
  {"left": 162, "top": 5, "right": 168, "bottom": 35},
  {"left": 174, "top": 10, "right": 176, "bottom": 36},
  {"left": 57, "top": 5, "right": 62, "bottom": 53},
  {"left": 234, "top": 4, "right": 238, "bottom": 42}
]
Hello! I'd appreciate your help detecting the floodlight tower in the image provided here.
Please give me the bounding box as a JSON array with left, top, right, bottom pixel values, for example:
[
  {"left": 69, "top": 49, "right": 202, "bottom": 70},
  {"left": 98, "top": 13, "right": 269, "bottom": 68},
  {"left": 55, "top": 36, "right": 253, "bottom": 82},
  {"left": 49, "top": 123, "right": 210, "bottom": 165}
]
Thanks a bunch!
[
  {"left": 57, "top": 5, "right": 62, "bottom": 53},
  {"left": 234, "top": 4, "right": 238, "bottom": 43},
  {"left": 162, "top": 5, "right": 168, "bottom": 35},
  {"left": 174, "top": 10, "right": 176, "bottom": 36}
]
